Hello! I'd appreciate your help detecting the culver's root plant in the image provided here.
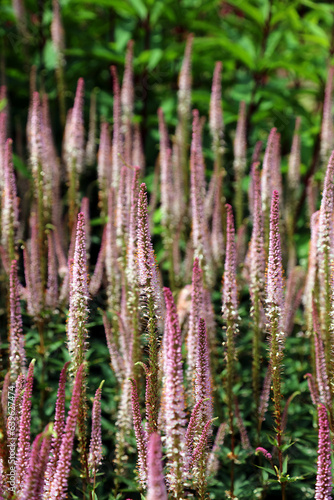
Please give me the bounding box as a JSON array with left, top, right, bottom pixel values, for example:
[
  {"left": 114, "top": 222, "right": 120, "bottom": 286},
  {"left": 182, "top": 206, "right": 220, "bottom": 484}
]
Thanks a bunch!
[{"left": 2, "top": 6, "right": 334, "bottom": 499}]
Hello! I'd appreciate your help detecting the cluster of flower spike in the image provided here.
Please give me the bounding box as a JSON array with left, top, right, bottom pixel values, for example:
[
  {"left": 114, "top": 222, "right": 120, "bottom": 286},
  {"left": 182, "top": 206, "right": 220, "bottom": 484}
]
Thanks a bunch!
[{"left": 2, "top": 17, "right": 334, "bottom": 499}]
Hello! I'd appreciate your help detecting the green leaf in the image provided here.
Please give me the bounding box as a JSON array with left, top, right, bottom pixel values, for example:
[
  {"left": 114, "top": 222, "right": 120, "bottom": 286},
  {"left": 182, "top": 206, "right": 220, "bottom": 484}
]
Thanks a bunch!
[{"left": 127, "top": 0, "right": 147, "bottom": 19}]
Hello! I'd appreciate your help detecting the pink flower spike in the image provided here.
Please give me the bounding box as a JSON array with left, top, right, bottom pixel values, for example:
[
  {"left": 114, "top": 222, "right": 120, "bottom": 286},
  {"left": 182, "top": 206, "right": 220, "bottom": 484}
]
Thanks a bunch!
[
  {"left": 209, "top": 61, "right": 224, "bottom": 154},
  {"left": 147, "top": 433, "right": 168, "bottom": 500},
  {"left": 48, "top": 364, "right": 85, "bottom": 499},
  {"left": 89, "top": 226, "right": 106, "bottom": 296},
  {"left": 255, "top": 447, "right": 273, "bottom": 463},
  {"left": 88, "top": 381, "right": 104, "bottom": 479},
  {"left": 195, "top": 319, "right": 213, "bottom": 430},
  {"left": 130, "top": 378, "right": 147, "bottom": 486},
  {"left": 137, "top": 183, "right": 162, "bottom": 315},
  {"left": 187, "top": 258, "right": 204, "bottom": 391},
  {"left": 9, "top": 260, "right": 26, "bottom": 382},
  {"left": 110, "top": 66, "right": 122, "bottom": 190},
  {"left": 2, "top": 138, "right": 19, "bottom": 262},
  {"left": 190, "top": 110, "right": 213, "bottom": 285},
  {"left": 288, "top": 117, "right": 301, "bottom": 190},
  {"left": 19, "top": 427, "right": 52, "bottom": 500},
  {"left": 267, "top": 190, "right": 284, "bottom": 331},
  {"left": 313, "top": 305, "right": 331, "bottom": 408},
  {"left": 190, "top": 418, "right": 216, "bottom": 469},
  {"left": 97, "top": 121, "right": 112, "bottom": 214},
  {"left": 261, "top": 128, "right": 277, "bottom": 216},
  {"left": 315, "top": 405, "right": 332, "bottom": 500},
  {"left": 16, "top": 359, "right": 35, "bottom": 491},
  {"left": 68, "top": 78, "right": 85, "bottom": 174},
  {"left": 233, "top": 101, "right": 247, "bottom": 177},
  {"left": 163, "top": 287, "right": 187, "bottom": 493},
  {"left": 43, "top": 362, "right": 70, "bottom": 496},
  {"left": 178, "top": 34, "right": 193, "bottom": 120},
  {"left": 46, "top": 232, "right": 58, "bottom": 310},
  {"left": 222, "top": 204, "right": 238, "bottom": 322},
  {"left": 121, "top": 39, "right": 134, "bottom": 121},
  {"left": 320, "top": 66, "right": 334, "bottom": 164},
  {"left": 67, "top": 212, "right": 89, "bottom": 377},
  {"left": 304, "top": 373, "right": 319, "bottom": 406}
]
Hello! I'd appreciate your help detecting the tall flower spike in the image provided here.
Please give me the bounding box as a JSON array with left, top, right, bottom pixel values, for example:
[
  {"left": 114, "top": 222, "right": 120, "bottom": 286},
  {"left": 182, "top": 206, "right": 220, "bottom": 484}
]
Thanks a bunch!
[
  {"left": 2, "top": 139, "right": 19, "bottom": 263},
  {"left": 209, "top": 61, "right": 224, "bottom": 155},
  {"left": 158, "top": 108, "right": 173, "bottom": 228},
  {"left": 177, "top": 34, "right": 193, "bottom": 197},
  {"left": 121, "top": 40, "right": 134, "bottom": 122},
  {"left": 194, "top": 319, "right": 213, "bottom": 436},
  {"left": 41, "top": 93, "right": 61, "bottom": 227},
  {"left": 137, "top": 184, "right": 163, "bottom": 434},
  {"left": 46, "top": 232, "right": 58, "bottom": 310},
  {"left": 288, "top": 117, "right": 301, "bottom": 192},
  {"left": 67, "top": 212, "right": 89, "bottom": 377},
  {"left": 130, "top": 378, "right": 147, "bottom": 486},
  {"left": 304, "top": 373, "right": 319, "bottom": 406},
  {"left": 111, "top": 66, "right": 122, "bottom": 191},
  {"left": 15, "top": 359, "right": 35, "bottom": 491},
  {"left": 261, "top": 128, "right": 277, "bottom": 238},
  {"left": 43, "top": 362, "right": 70, "bottom": 497},
  {"left": 187, "top": 258, "right": 204, "bottom": 396},
  {"left": 317, "top": 152, "right": 334, "bottom": 386},
  {"left": 320, "top": 66, "right": 334, "bottom": 165},
  {"left": 249, "top": 163, "right": 266, "bottom": 412},
  {"left": 48, "top": 364, "right": 84, "bottom": 500},
  {"left": 211, "top": 172, "right": 224, "bottom": 266},
  {"left": 147, "top": 433, "right": 168, "bottom": 500},
  {"left": 267, "top": 190, "right": 285, "bottom": 467},
  {"left": 303, "top": 211, "right": 319, "bottom": 337},
  {"left": 190, "top": 110, "right": 213, "bottom": 286},
  {"left": 132, "top": 123, "right": 145, "bottom": 176},
  {"left": 313, "top": 305, "right": 331, "bottom": 409},
  {"left": 315, "top": 405, "right": 332, "bottom": 500},
  {"left": 116, "top": 165, "right": 130, "bottom": 262},
  {"left": 19, "top": 427, "right": 52, "bottom": 500},
  {"left": 89, "top": 226, "right": 106, "bottom": 296},
  {"left": 177, "top": 34, "right": 193, "bottom": 122},
  {"left": 9, "top": 260, "right": 26, "bottom": 381},
  {"left": 137, "top": 183, "right": 162, "bottom": 316},
  {"left": 222, "top": 204, "right": 238, "bottom": 475},
  {"left": 97, "top": 121, "right": 112, "bottom": 216},
  {"left": 222, "top": 205, "right": 238, "bottom": 322},
  {"left": 88, "top": 381, "right": 104, "bottom": 480},
  {"left": 105, "top": 187, "right": 121, "bottom": 326},
  {"left": 0, "top": 110, "right": 8, "bottom": 190},
  {"left": 65, "top": 78, "right": 85, "bottom": 229},
  {"left": 267, "top": 191, "right": 284, "bottom": 323},
  {"left": 85, "top": 88, "right": 97, "bottom": 167},
  {"left": 258, "top": 366, "right": 272, "bottom": 425},
  {"left": 163, "top": 287, "right": 187, "bottom": 496},
  {"left": 233, "top": 101, "right": 247, "bottom": 228}
]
